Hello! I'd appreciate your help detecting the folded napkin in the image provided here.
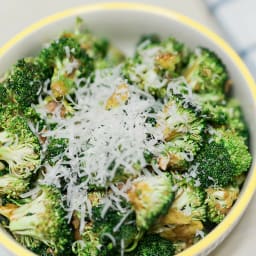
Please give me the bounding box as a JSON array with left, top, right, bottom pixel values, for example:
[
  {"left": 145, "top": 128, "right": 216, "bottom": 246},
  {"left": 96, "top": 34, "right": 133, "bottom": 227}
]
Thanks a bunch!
[{"left": 206, "top": 0, "right": 256, "bottom": 79}]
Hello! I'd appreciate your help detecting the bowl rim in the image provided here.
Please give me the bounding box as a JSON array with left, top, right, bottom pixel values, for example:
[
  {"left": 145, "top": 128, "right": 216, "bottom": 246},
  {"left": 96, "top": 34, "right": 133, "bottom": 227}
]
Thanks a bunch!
[{"left": 0, "top": 2, "right": 256, "bottom": 256}]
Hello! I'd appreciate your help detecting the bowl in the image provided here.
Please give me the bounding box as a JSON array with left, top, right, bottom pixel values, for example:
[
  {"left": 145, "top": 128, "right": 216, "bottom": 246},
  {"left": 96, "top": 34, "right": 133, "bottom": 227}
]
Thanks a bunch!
[{"left": 0, "top": 2, "right": 255, "bottom": 256}]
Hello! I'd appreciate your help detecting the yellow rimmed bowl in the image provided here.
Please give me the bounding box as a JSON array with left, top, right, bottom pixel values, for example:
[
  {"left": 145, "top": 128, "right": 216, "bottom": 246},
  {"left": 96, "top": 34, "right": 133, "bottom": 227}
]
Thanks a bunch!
[{"left": 0, "top": 2, "right": 256, "bottom": 256}]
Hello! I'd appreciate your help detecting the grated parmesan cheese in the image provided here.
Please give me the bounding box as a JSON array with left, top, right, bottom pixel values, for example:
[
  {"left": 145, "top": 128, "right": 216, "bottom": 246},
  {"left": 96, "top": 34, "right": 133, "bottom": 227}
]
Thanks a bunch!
[{"left": 38, "top": 67, "right": 165, "bottom": 231}]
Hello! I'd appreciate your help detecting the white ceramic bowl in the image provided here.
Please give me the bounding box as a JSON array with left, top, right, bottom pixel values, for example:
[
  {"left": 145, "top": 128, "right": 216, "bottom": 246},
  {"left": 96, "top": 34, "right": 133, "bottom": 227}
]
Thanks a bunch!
[{"left": 0, "top": 3, "right": 255, "bottom": 256}]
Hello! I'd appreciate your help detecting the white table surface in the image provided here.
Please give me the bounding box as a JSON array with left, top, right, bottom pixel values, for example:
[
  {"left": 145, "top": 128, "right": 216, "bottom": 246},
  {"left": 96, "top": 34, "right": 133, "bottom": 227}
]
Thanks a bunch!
[{"left": 0, "top": 0, "right": 255, "bottom": 255}]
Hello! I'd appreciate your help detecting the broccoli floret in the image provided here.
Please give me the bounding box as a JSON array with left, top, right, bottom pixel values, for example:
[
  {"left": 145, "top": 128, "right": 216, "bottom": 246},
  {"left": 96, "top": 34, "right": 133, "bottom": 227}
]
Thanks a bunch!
[
  {"left": 194, "top": 141, "right": 234, "bottom": 188},
  {"left": 122, "top": 37, "right": 189, "bottom": 98},
  {"left": 193, "top": 129, "right": 252, "bottom": 188},
  {"left": 216, "top": 129, "right": 251, "bottom": 174},
  {"left": 224, "top": 99, "right": 249, "bottom": 138},
  {"left": 158, "top": 136, "right": 201, "bottom": 171},
  {"left": 38, "top": 37, "right": 93, "bottom": 99},
  {"left": 206, "top": 186, "right": 239, "bottom": 223},
  {"left": 72, "top": 224, "right": 100, "bottom": 256},
  {"left": 193, "top": 92, "right": 228, "bottom": 124},
  {"left": 92, "top": 206, "right": 138, "bottom": 251},
  {"left": 149, "top": 175, "right": 206, "bottom": 243},
  {"left": 137, "top": 34, "right": 161, "bottom": 46},
  {"left": 183, "top": 47, "right": 228, "bottom": 94},
  {"left": 95, "top": 45, "right": 126, "bottom": 69},
  {"left": 73, "top": 206, "right": 138, "bottom": 255},
  {"left": 157, "top": 37, "right": 189, "bottom": 74},
  {"left": 0, "top": 115, "right": 41, "bottom": 177},
  {"left": 0, "top": 102, "right": 46, "bottom": 134},
  {"left": 23, "top": 106, "right": 46, "bottom": 132},
  {"left": 128, "top": 174, "right": 174, "bottom": 230},
  {"left": 62, "top": 17, "right": 109, "bottom": 59},
  {"left": 4, "top": 58, "right": 51, "bottom": 108},
  {"left": 62, "top": 18, "right": 125, "bottom": 69},
  {"left": 0, "top": 83, "right": 11, "bottom": 105},
  {"left": 170, "top": 174, "right": 206, "bottom": 222},
  {"left": 0, "top": 185, "right": 72, "bottom": 254},
  {"left": 44, "top": 137, "right": 68, "bottom": 165},
  {"left": 0, "top": 103, "right": 20, "bottom": 123},
  {"left": 151, "top": 211, "right": 204, "bottom": 243},
  {"left": 157, "top": 98, "right": 204, "bottom": 170},
  {"left": 149, "top": 175, "right": 205, "bottom": 243},
  {"left": 0, "top": 174, "right": 29, "bottom": 198},
  {"left": 166, "top": 78, "right": 228, "bottom": 125},
  {"left": 129, "top": 234, "right": 175, "bottom": 256},
  {"left": 158, "top": 98, "right": 205, "bottom": 142}
]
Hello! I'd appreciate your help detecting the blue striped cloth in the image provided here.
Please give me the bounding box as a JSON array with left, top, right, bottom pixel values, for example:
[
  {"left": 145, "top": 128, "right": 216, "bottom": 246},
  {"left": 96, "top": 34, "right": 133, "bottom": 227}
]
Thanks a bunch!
[{"left": 206, "top": 0, "right": 256, "bottom": 79}]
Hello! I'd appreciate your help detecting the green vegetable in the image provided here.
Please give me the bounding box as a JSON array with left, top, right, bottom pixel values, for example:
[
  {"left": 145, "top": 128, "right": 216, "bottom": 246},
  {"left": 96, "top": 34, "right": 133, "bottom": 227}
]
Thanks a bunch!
[
  {"left": 0, "top": 115, "right": 40, "bottom": 177},
  {"left": 206, "top": 185, "right": 239, "bottom": 223},
  {"left": 171, "top": 174, "right": 206, "bottom": 222},
  {"left": 128, "top": 174, "right": 175, "bottom": 230},
  {"left": 122, "top": 37, "right": 189, "bottom": 98},
  {"left": 4, "top": 58, "right": 51, "bottom": 108},
  {"left": 0, "top": 185, "right": 72, "bottom": 254},
  {"left": 157, "top": 97, "right": 205, "bottom": 171},
  {"left": 0, "top": 174, "right": 29, "bottom": 198},
  {"left": 73, "top": 206, "right": 138, "bottom": 255},
  {"left": 129, "top": 234, "right": 175, "bottom": 256},
  {"left": 38, "top": 37, "right": 93, "bottom": 99},
  {"left": 137, "top": 34, "right": 161, "bottom": 46},
  {"left": 183, "top": 47, "right": 228, "bottom": 94},
  {"left": 62, "top": 17, "right": 125, "bottom": 68},
  {"left": 194, "top": 129, "right": 251, "bottom": 188}
]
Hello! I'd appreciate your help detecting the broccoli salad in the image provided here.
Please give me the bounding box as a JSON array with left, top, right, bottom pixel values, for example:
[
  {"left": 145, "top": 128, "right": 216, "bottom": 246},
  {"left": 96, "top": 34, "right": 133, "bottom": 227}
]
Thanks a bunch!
[{"left": 0, "top": 18, "right": 252, "bottom": 256}]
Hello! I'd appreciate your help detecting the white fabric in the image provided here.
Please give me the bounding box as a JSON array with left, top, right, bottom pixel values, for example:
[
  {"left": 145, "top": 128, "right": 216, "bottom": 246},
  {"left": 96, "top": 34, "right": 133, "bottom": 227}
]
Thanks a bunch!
[{"left": 206, "top": 0, "right": 256, "bottom": 78}]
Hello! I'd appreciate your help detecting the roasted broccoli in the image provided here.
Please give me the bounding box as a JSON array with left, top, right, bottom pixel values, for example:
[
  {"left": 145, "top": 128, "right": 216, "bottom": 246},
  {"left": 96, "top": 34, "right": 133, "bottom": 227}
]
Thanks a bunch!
[
  {"left": 206, "top": 185, "right": 239, "bottom": 223},
  {"left": 193, "top": 129, "right": 251, "bottom": 188},
  {"left": 128, "top": 174, "right": 174, "bottom": 230},
  {"left": 122, "top": 37, "right": 189, "bottom": 98},
  {"left": 0, "top": 103, "right": 20, "bottom": 123},
  {"left": 0, "top": 185, "right": 72, "bottom": 254},
  {"left": 0, "top": 174, "right": 29, "bottom": 198},
  {"left": 0, "top": 102, "right": 44, "bottom": 129},
  {"left": 38, "top": 37, "right": 93, "bottom": 99},
  {"left": 95, "top": 45, "right": 126, "bottom": 69},
  {"left": 183, "top": 47, "right": 228, "bottom": 94},
  {"left": 92, "top": 206, "right": 138, "bottom": 251},
  {"left": 194, "top": 93, "right": 228, "bottom": 124},
  {"left": 128, "top": 234, "right": 175, "bottom": 256},
  {"left": 3, "top": 58, "right": 51, "bottom": 108},
  {"left": 224, "top": 99, "right": 249, "bottom": 138},
  {"left": 157, "top": 98, "right": 204, "bottom": 170},
  {"left": 151, "top": 209, "right": 204, "bottom": 244},
  {"left": 171, "top": 174, "right": 206, "bottom": 221},
  {"left": 0, "top": 83, "right": 11, "bottom": 106},
  {"left": 73, "top": 206, "right": 138, "bottom": 255},
  {"left": 158, "top": 135, "right": 201, "bottom": 171},
  {"left": 158, "top": 98, "right": 204, "bottom": 142},
  {"left": 62, "top": 17, "right": 125, "bottom": 68},
  {"left": 0, "top": 115, "right": 41, "bottom": 177},
  {"left": 137, "top": 34, "right": 161, "bottom": 46},
  {"left": 149, "top": 175, "right": 205, "bottom": 243},
  {"left": 72, "top": 223, "right": 100, "bottom": 256}
]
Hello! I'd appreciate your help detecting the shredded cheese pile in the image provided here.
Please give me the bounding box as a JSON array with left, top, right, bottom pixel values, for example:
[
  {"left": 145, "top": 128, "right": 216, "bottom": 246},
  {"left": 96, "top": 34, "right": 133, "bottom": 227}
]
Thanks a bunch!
[{"left": 37, "top": 67, "right": 166, "bottom": 230}]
